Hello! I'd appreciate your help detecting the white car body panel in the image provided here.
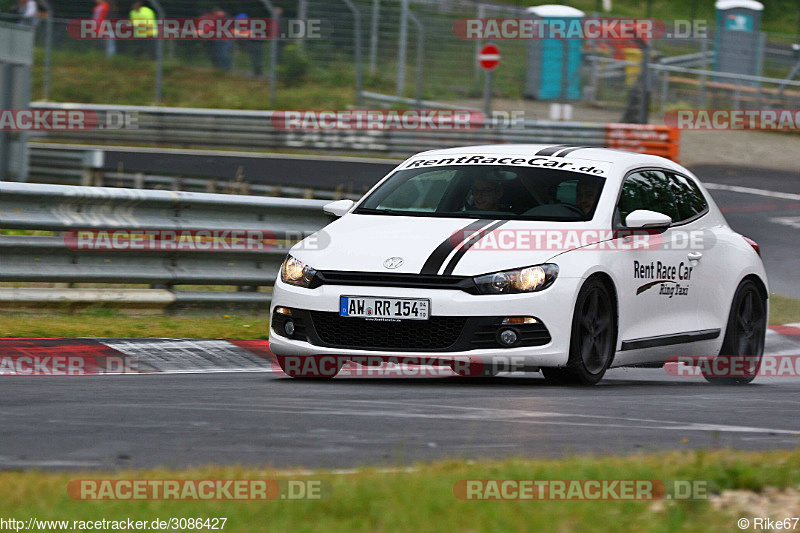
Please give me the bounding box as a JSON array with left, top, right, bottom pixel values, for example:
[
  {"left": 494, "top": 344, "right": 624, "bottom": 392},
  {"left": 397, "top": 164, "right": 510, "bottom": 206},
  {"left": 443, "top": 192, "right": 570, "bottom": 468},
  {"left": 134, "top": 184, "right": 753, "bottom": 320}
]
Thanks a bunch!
[{"left": 269, "top": 144, "right": 769, "bottom": 371}]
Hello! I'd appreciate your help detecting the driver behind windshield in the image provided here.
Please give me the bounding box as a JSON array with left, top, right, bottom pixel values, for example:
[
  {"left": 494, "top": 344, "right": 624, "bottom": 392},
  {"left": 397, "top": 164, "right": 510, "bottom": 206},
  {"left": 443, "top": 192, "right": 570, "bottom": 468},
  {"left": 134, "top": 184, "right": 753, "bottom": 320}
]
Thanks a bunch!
[
  {"left": 468, "top": 177, "right": 505, "bottom": 212},
  {"left": 575, "top": 179, "right": 602, "bottom": 215}
]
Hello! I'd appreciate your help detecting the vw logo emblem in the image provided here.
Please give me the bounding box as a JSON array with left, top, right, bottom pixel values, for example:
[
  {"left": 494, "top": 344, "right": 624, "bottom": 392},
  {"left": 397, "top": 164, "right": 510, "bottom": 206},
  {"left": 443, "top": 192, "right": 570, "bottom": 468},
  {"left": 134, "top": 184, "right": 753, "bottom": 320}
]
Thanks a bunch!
[{"left": 383, "top": 257, "right": 404, "bottom": 269}]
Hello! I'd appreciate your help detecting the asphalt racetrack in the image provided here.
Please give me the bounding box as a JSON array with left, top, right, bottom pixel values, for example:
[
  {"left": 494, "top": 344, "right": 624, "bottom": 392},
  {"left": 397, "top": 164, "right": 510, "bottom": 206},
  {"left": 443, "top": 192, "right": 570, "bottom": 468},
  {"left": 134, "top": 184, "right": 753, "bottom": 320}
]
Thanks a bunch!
[{"left": 0, "top": 328, "right": 799, "bottom": 471}]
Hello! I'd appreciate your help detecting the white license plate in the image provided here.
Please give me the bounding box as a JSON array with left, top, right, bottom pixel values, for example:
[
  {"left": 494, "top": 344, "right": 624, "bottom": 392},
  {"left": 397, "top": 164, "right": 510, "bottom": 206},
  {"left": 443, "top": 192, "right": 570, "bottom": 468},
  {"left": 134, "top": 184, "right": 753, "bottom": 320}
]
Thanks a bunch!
[{"left": 339, "top": 296, "right": 430, "bottom": 321}]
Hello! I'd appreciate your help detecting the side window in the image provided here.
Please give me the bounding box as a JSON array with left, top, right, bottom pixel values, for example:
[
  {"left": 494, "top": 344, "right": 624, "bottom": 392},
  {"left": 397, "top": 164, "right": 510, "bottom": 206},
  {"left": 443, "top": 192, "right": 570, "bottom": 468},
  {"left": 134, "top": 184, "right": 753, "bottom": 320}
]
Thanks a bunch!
[
  {"left": 617, "top": 170, "right": 680, "bottom": 226},
  {"left": 667, "top": 172, "right": 708, "bottom": 222}
]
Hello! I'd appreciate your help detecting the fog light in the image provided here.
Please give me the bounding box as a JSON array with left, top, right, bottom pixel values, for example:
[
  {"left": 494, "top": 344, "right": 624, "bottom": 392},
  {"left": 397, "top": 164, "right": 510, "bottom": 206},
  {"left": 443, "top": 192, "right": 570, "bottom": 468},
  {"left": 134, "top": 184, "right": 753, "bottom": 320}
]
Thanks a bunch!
[
  {"left": 284, "top": 320, "right": 295, "bottom": 337},
  {"left": 502, "top": 317, "right": 538, "bottom": 325},
  {"left": 498, "top": 328, "right": 518, "bottom": 347}
]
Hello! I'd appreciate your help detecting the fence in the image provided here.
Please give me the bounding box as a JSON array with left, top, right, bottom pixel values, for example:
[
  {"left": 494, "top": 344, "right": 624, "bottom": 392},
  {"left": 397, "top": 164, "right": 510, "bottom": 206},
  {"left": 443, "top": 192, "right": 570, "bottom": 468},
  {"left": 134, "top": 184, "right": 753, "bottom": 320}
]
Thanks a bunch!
[
  {"left": 586, "top": 54, "right": 800, "bottom": 113},
  {"left": 0, "top": 181, "right": 330, "bottom": 311},
  {"left": 26, "top": 102, "right": 681, "bottom": 161},
  {"left": 6, "top": 1, "right": 800, "bottom": 111}
]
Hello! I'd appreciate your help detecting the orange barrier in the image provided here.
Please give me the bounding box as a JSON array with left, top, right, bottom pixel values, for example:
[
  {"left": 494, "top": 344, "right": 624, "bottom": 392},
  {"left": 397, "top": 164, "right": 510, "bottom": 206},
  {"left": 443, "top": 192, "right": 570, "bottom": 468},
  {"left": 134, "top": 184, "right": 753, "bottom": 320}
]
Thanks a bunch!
[{"left": 605, "top": 123, "right": 681, "bottom": 161}]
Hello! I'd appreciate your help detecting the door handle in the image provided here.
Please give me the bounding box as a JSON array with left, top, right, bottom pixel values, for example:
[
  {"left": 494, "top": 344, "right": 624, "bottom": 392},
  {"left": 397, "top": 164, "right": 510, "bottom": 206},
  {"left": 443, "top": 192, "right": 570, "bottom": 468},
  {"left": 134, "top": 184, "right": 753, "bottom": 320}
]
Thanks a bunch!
[{"left": 687, "top": 252, "right": 703, "bottom": 261}]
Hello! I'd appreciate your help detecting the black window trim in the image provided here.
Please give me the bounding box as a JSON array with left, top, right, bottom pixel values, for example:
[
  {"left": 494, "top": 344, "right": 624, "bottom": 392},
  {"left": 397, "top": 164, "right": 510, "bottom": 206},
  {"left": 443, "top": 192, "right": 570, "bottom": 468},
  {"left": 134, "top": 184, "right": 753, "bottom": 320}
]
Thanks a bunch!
[{"left": 614, "top": 167, "right": 710, "bottom": 230}]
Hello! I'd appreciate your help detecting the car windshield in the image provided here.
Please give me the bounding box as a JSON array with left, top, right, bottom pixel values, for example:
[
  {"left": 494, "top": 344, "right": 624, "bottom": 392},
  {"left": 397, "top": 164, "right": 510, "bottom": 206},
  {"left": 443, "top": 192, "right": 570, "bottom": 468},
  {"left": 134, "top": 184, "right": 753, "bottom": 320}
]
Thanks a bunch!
[{"left": 354, "top": 165, "right": 606, "bottom": 221}]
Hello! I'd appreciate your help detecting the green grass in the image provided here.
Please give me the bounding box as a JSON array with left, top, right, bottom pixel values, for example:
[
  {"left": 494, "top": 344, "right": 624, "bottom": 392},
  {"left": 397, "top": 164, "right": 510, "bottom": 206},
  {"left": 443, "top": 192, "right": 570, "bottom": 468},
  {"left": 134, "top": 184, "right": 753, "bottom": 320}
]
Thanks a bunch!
[
  {"left": 1, "top": 449, "right": 800, "bottom": 532},
  {"left": 0, "top": 308, "right": 268, "bottom": 338},
  {"left": 32, "top": 48, "right": 358, "bottom": 109},
  {"left": 769, "top": 293, "right": 800, "bottom": 326}
]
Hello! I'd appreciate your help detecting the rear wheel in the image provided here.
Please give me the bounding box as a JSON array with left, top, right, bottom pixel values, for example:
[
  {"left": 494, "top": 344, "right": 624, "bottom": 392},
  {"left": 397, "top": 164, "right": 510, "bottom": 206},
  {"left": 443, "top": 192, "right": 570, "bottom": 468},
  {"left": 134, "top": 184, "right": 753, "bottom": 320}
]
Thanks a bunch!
[
  {"left": 703, "top": 280, "right": 766, "bottom": 385},
  {"left": 542, "top": 278, "right": 617, "bottom": 386}
]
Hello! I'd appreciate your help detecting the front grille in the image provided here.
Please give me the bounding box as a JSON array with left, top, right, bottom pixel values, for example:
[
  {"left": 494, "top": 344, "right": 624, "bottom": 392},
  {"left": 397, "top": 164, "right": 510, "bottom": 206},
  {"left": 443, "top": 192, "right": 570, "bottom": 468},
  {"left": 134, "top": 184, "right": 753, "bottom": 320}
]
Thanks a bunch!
[
  {"left": 309, "top": 311, "right": 467, "bottom": 350},
  {"left": 313, "top": 271, "right": 477, "bottom": 293}
]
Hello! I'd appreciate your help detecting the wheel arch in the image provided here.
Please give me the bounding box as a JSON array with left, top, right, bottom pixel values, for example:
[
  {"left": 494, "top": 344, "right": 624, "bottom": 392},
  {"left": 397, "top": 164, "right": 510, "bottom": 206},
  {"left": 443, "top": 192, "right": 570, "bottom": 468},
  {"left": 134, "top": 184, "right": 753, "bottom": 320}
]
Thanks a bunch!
[
  {"left": 583, "top": 270, "right": 619, "bottom": 319},
  {"left": 741, "top": 273, "right": 768, "bottom": 302},
  {"left": 580, "top": 270, "right": 620, "bottom": 354}
]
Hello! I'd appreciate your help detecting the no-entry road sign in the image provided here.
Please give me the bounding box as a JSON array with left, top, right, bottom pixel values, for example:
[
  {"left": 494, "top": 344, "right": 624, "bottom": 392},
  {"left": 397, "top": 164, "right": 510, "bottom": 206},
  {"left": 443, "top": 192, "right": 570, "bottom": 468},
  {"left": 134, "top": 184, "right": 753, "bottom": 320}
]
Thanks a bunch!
[{"left": 478, "top": 43, "right": 500, "bottom": 71}]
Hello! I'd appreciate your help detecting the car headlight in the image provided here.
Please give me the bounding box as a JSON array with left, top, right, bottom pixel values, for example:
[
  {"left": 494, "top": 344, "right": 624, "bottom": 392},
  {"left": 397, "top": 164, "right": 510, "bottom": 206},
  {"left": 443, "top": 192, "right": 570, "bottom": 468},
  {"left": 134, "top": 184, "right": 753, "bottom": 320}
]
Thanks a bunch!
[
  {"left": 473, "top": 264, "right": 558, "bottom": 294},
  {"left": 280, "top": 255, "right": 317, "bottom": 288}
]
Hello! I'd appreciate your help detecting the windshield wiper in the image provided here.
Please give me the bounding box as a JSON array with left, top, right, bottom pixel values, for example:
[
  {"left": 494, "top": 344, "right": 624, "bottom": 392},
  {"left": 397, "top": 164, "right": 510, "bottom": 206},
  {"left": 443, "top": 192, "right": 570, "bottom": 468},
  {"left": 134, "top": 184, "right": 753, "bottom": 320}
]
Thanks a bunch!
[{"left": 353, "top": 207, "right": 415, "bottom": 216}]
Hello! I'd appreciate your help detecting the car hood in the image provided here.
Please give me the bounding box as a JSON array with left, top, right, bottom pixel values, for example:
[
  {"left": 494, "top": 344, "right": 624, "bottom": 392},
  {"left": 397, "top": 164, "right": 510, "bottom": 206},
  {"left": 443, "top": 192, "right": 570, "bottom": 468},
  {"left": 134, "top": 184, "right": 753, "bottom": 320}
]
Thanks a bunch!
[{"left": 292, "top": 213, "right": 600, "bottom": 277}]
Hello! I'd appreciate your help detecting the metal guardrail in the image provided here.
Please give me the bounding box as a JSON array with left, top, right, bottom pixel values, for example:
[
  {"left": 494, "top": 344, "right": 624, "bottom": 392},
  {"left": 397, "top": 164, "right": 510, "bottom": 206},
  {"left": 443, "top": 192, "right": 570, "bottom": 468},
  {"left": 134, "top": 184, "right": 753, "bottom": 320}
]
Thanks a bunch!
[
  {"left": 26, "top": 103, "right": 681, "bottom": 160},
  {"left": 27, "top": 144, "right": 365, "bottom": 200},
  {"left": 0, "top": 182, "right": 330, "bottom": 310}
]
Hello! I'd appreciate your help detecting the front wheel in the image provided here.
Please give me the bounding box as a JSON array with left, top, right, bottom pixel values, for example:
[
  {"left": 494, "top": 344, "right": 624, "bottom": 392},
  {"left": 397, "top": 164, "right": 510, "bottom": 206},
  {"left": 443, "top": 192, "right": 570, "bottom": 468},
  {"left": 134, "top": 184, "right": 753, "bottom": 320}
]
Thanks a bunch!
[
  {"left": 703, "top": 280, "right": 766, "bottom": 385},
  {"left": 542, "top": 278, "right": 617, "bottom": 386}
]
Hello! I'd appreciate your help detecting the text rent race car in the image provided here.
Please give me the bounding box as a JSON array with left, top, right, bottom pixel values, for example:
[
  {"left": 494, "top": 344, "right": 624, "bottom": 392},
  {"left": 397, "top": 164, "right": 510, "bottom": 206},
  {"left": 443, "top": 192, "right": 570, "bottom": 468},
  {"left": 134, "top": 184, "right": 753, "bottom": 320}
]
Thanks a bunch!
[{"left": 269, "top": 145, "right": 768, "bottom": 384}]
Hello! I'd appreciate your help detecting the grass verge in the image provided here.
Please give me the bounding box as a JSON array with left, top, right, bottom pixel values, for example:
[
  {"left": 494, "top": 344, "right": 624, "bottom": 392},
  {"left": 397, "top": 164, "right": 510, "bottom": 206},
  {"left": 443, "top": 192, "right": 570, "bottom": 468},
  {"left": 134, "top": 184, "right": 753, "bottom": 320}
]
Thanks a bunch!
[
  {"left": 1, "top": 449, "right": 800, "bottom": 532},
  {"left": 769, "top": 294, "right": 800, "bottom": 326}
]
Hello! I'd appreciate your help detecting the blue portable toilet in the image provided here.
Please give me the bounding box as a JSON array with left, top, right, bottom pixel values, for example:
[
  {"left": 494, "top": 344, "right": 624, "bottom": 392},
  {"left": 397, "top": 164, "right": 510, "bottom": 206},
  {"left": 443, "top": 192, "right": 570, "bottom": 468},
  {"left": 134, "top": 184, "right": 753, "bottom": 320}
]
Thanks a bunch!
[
  {"left": 524, "top": 5, "right": 585, "bottom": 100},
  {"left": 714, "top": 0, "right": 764, "bottom": 77}
]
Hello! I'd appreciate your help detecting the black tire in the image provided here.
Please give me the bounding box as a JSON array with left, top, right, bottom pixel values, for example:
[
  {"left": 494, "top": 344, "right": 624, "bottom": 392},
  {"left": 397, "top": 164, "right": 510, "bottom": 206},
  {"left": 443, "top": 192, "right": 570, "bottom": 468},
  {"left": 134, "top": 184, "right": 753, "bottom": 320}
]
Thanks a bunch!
[
  {"left": 542, "top": 278, "right": 617, "bottom": 386},
  {"left": 275, "top": 355, "right": 342, "bottom": 379},
  {"left": 703, "top": 280, "right": 766, "bottom": 385}
]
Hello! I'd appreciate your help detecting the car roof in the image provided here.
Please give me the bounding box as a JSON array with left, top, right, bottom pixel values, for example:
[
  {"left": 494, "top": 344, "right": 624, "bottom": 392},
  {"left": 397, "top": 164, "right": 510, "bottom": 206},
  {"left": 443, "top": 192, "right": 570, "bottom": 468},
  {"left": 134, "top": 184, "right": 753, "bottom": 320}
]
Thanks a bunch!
[{"left": 414, "top": 144, "right": 684, "bottom": 173}]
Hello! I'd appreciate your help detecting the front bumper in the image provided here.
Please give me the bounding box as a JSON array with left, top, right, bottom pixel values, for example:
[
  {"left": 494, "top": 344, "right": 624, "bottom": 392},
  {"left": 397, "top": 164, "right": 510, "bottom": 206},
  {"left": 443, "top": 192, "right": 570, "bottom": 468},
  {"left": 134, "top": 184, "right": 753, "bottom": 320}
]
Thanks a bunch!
[{"left": 268, "top": 276, "right": 584, "bottom": 367}]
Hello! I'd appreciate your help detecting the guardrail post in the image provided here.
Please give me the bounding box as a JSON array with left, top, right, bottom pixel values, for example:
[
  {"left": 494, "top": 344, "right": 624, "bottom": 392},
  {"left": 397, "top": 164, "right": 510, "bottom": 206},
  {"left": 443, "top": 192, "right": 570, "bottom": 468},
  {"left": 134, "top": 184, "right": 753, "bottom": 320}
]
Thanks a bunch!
[
  {"left": 238, "top": 286, "right": 259, "bottom": 292},
  {"left": 341, "top": 0, "right": 363, "bottom": 105},
  {"left": 81, "top": 150, "right": 105, "bottom": 186}
]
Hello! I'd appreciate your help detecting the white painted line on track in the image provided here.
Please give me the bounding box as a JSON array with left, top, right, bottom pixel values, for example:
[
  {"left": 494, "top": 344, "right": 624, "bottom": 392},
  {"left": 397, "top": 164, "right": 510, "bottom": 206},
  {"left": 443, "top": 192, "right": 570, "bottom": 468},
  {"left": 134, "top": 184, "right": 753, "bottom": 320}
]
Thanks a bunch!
[{"left": 705, "top": 183, "right": 800, "bottom": 201}]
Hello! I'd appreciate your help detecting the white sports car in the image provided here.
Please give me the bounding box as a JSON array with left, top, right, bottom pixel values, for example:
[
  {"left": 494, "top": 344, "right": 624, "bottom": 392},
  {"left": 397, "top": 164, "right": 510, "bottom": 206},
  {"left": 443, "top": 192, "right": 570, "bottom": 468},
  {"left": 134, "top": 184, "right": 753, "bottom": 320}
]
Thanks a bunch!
[{"left": 268, "top": 145, "right": 768, "bottom": 384}]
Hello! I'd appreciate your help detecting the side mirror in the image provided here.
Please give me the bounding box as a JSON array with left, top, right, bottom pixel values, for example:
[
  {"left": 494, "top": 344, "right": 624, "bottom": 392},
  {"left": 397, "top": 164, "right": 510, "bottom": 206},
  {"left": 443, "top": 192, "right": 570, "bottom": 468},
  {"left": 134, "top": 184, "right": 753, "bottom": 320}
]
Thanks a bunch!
[
  {"left": 625, "top": 209, "right": 672, "bottom": 229},
  {"left": 323, "top": 199, "right": 354, "bottom": 218}
]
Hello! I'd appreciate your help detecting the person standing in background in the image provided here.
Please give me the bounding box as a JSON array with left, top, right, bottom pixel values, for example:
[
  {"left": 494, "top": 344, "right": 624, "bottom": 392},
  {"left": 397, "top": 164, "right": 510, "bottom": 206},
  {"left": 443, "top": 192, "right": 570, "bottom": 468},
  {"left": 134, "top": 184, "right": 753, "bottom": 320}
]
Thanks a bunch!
[
  {"left": 129, "top": 1, "right": 157, "bottom": 57},
  {"left": 234, "top": 12, "right": 263, "bottom": 78},
  {"left": 17, "top": 0, "right": 39, "bottom": 27},
  {"left": 210, "top": 6, "right": 232, "bottom": 72},
  {"left": 93, "top": 0, "right": 115, "bottom": 56}
]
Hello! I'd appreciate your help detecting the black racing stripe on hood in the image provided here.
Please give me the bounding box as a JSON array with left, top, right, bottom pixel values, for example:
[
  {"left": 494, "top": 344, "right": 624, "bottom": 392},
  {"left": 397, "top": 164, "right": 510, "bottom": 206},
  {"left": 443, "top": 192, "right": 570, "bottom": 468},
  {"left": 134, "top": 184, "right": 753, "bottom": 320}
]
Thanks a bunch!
[
  {"left": 441, "top": 220, "right": 508, "bottom": 276},
  {"left": 535, "top": 144, "right": 572, "bottom": 156},
  {"left": 420, "top": 219, "right": 494, "bottom": 275}
]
